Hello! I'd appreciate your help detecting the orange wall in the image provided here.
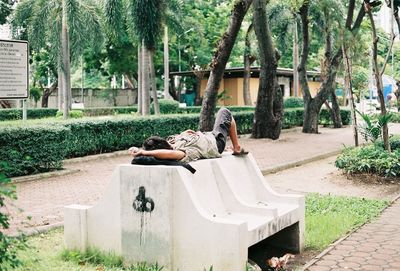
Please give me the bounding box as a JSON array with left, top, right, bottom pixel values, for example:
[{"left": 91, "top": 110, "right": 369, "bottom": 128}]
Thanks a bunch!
[{"left": 200, "top": 77, "right": 321, "bottom": 106}]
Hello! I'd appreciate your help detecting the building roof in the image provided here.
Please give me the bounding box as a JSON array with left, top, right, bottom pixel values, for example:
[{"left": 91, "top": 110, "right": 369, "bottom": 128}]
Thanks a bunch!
[{"left": 170, "top": 66, "right": 321, "bottom": 79}]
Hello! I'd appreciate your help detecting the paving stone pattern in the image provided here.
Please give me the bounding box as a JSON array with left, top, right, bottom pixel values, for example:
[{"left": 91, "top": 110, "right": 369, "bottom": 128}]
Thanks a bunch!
[
  {"left": 4, "top": 124, "right": 400, "bottom": 270},
  {"left": 306, "top": 199, "right": 400, "bottom": 271}
]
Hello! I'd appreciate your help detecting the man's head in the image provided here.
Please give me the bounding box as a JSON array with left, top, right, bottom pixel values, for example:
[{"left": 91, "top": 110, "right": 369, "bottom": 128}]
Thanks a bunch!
[{"left": 142, "top": 136, "right": 172, "bottom": 150}]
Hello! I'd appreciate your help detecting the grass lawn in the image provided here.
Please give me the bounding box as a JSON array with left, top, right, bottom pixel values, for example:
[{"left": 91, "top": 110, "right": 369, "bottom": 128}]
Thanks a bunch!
[
  {"left": 305, "top": 193, "right": 389, "bottom": 250},
  {"left": 11, "top": 194, "right": 389, "bottom": 271}
]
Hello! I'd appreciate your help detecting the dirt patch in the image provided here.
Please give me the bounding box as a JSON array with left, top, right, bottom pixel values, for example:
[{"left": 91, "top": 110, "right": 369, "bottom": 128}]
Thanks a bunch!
[{"left": 266, "top": 156, "right": 400, "bottom": 201}]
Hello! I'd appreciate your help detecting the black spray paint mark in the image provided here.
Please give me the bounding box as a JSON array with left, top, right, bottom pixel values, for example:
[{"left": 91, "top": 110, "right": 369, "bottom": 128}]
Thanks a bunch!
[
  {"left": 133, "top": 186, "right": 155, "bottom": 213},
  {"left": 132, "top": 186, "right": 155, "bottom": 246}
]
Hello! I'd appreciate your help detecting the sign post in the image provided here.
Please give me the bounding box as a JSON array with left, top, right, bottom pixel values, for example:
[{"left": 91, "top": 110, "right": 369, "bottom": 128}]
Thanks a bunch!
[{"left": 0, "top": 39, "right": 29, "bottom": 119}]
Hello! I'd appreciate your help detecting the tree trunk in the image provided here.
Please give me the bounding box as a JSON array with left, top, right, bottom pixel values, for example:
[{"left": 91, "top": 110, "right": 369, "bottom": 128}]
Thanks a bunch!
[
  {"left": 199, "top": 0, "right": 253, "bottom": 131},
  {"left": 137, "top": 45, "right": 142, "bottom": 114},
  {"left": 163, "top": 26, "right": 171, "bottom": 99},
  {"left": 169, "top": 77, "right": 178, "bottom": 100},
  {"left": 342, "top": 45, "right": 359, "bottom": 146},
  {"left": 367, "top": 7, "right": 391, "bottom": 151},
  {"left": 149, "top": 51, "right": 160, "bottom": 115},
  {"left": 298, "top": 1, "right": 363, "bottom": 133},
  {"left": 252, "top": 0, "right": 283, "bottom": 139},
  {"left": 0, "top": 101, "right": 11, "bottom": 108},
  {"left": 141, "top": 40, "right": 150, "bottom": 115},
  {"left": 293, "top": 15, "right": 299, "bottom": 97},
  {"left": 61, "top": 0, "right": 71, "bottom": 120},
  {"left": 41, "top": 81, "right": 58, "bottom": 108},
  {"left": 243, "top": 23, "right": 253, "bottom": 105}
]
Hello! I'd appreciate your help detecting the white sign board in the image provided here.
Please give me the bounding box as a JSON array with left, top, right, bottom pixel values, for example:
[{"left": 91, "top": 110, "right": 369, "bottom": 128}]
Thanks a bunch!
[{"left": 0, "top": 39, "right": 29, "bottom": 99}]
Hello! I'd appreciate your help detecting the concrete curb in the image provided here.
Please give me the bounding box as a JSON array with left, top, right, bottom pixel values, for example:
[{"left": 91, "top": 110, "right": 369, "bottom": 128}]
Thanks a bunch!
[
  {"left": 261, "top": 150, "right": 341, "bottom": 175},
  {"left": 63, "top": 150, "right": 128, "bottom": 165},
  {"left": 11, "top": 169, "right": 81, "bottom": 184},
  {"left": 301, "top": 194, "right": 400, "bottom": 271}
]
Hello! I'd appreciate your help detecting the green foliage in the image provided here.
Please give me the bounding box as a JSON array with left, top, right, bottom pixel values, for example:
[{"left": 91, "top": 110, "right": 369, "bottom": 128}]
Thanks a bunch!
[
  {"left": 132, "top": 0, "right": 166, "bottom": 49},
  {"left": 82, "top": 106, "right": 138, "bottom": 116},
  {"left": 0, "top": 107, "right": 138, "bottom": 121},
  {"left": 56, "top": 110, "right": 84, "bottom": 119},
  {"left": 0, "top": 125, "right": 67, "bottom": 177},
  {"left": 0, "top": 107, "right": 352, "bottom": 177},
  {"left": 151, "top": 99, "right": 180, "bottom": 114},
  {"left": 0, "top": 108, "right": 58, "bottom": 121},
  {"left": 319, "top": 108, "right": 352, "bottom": 126},
  {"left": 0, "top": 0, "right": 13, "bottom": 24},
  {"left": 29, "top": 86, "right": 43, "bottom": 104},
  {"left": 306, "top": 193, "right": 388, "bottom": 250},
  {"left": 61, "top": 248, "right": 123, "bottom": 268},
  {"left": 0, "top": 162, "right": 28, "bottom": 270},
  {"left": 356, "top": 110, "right": 393, "bottom": 143},
  {"left": 283, "top": 108, "right": 304, "bottom": 128},
  {"left": 283, "top": 97, "right": 304, "bottom": 108},
  {"left": 61, "top": 248, "right": 163, "bottom": 270},
  {"left": 390, "top": 112, "right": 400, "bottom": 123},
  {"left": 182, "top": 106, "right": 256, "bottom": 114},
  {"left": 335, "top": 141, "right": 400, "bottom": 177}
]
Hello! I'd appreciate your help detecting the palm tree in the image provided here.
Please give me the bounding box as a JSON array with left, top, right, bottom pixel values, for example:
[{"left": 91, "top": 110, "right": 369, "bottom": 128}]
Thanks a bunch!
[
  {"left": 105, "top": 0, "right": 170, "bottom": 115},
  {"left": 12, "top": 0, "right": 103, "bottom": 119}
]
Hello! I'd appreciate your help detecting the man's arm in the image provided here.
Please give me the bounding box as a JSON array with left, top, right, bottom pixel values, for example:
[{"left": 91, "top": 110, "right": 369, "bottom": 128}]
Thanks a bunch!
[{"left": 131, "top": 149, "right": 186, "bottom": 160}]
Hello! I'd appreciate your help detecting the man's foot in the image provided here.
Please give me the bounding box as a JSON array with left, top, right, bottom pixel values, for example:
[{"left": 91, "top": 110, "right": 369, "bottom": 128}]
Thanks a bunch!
[{"left": 232, "top": 148, "right": 249, "bottom": 156}]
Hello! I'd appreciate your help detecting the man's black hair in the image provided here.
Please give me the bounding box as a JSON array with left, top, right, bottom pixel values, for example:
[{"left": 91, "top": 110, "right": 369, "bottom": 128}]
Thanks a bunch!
[{"left": 142, "top": 136, "right": 172, "bottom": 150}]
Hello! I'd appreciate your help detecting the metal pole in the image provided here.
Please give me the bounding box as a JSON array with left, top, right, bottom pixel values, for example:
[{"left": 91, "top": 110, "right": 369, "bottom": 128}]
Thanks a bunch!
[
  {"left": 81, "top": 55, "right": 84, "bottom": 102},
  {"left": 178, "top": 38, "right": 181, "bottom": 72},
  {"left": 22, "top": 99, "right": 27, "bottom": 121}
]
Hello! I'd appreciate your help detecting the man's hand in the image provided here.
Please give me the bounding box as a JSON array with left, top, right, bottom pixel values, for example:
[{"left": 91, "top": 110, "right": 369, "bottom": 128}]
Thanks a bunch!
[{"left": 129, "top": 147, "right": 141, "bottom": 156}]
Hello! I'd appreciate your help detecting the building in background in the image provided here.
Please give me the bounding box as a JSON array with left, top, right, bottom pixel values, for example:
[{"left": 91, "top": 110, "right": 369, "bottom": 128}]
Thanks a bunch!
[{"left": 170, "top": 67, "right": 321, "bottom": 106}]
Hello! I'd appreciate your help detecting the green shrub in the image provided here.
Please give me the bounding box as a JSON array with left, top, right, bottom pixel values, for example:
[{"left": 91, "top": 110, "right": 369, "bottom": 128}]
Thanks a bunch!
[
  {"left": 390, "top": 112, "right": 400, "bottom": 123},
  {"left": 375, "top": 135, "right": 400, "bottom": 151},
  {"left": 0, "top": 126, "right": 68, "bottom": 177},
  {"left": 0, "top": 108, "right": 58, "bottom": 121},
  {"left": 182, "top": 105, "right": 255, "bottom": 114},
  {"left": 56, "top": 110, "right": 84, "bottom": 119},
  {"left": 335, "top": 142, "right": 400, "bottom": 177},
  {"left": 0, "top": 162, "right": 27, "bottom": 269},
  {"left": 151, "top": 99, "right": 180, "bottom": 114},
  {"left": 319, "top": 108, "right": 351, "bottom": 126},
  {"left": 1, "top": 107, "right": 352, "bottom": 177},
  {"left": 284, "top": 97, "right": 304, "bottom": 108},
  {"left": 0, "top": 107, "right": 138, "bottom": 121},
  {"left": 82, "top": 106, "right": 137, "bottom": 117}
]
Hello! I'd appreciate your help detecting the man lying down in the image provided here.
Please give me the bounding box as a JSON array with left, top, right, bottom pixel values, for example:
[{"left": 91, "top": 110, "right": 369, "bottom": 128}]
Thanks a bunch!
[{"left": 129, "top": 107, "right": 248, "bottom": 164}]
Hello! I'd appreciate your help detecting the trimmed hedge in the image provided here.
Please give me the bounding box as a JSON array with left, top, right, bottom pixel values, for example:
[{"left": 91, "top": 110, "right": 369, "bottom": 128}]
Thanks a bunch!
[
  {"left": 182, "top": 106, "right": 256, "bottom": 114},
  {"left": 0, "top": 125, "right": 68, "bottom": 177},
  {"left": 0, "top": 108, "right": 58, "bottom": 121},
  {"left": 151, "top": 99, "right": 180, "bottom": 114},
  {"left": 0, "top": 107, "right": 137, "bottom": 121},
  {"left": 0, "top": 107, "right": 351, "bottom": 177},
  {"left": 284, "top": 97, "right": 304, "bottom": 108}
]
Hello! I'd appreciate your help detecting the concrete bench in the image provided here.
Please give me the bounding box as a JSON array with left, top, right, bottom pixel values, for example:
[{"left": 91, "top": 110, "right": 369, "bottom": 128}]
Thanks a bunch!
[{"left": 64, "top": 153, "right": 304, "bottom": 271}]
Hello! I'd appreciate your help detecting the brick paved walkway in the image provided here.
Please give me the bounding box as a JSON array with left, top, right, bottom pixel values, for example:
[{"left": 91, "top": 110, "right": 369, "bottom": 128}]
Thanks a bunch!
[
  {"left": 305, "top": 198, "right": 400, "bottom": 271},
  {"left": 5, "top": 123, "right": 400, "bottom": 270}
]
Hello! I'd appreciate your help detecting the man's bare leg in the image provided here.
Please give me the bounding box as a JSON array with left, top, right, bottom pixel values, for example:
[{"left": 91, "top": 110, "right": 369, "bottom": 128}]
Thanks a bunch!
[{"left": 229, "top": 117, "right": 242, "bottom": 153}]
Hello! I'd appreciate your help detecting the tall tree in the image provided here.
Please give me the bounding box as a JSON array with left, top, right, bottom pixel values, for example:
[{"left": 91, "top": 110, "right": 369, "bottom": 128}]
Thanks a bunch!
[
  {"left": 199, "top": 0, "right": 253, "bottom": 131},
  {"left": 0, "top": 0, "right": 14, "bottom": 24},
  {"left": 243, "top": 23, "right": 255, "bottom": 105},
  {"left": 12, "top": 0, "right": 103, "bottom": 118},
  {"left": 298, "top": 0, "right": 366, "bottom": 133},
  {"left": 366, "top": 1, "right": 392, "bottom": 151},
  {"left": 252, "top": 0, "right": 284, "bottom": 139}
]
